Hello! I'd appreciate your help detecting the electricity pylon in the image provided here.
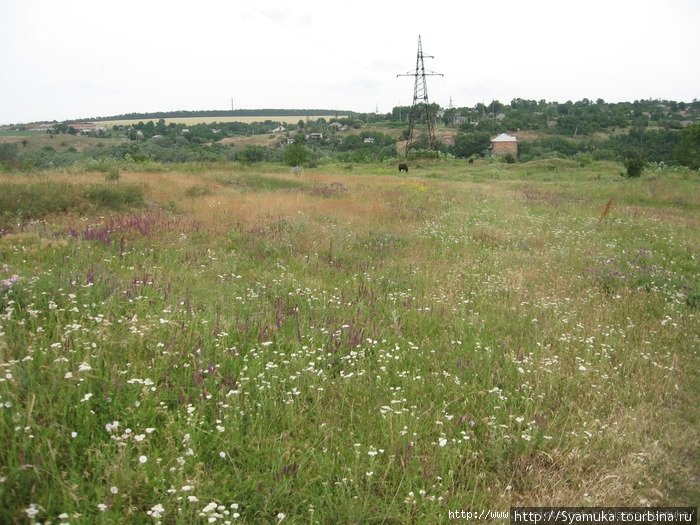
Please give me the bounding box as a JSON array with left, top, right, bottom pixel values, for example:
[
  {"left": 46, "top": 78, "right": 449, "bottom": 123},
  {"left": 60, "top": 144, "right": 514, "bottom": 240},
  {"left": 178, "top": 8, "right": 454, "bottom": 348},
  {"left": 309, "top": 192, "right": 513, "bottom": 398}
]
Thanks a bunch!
[{"left": 397, "top": 35, "right": 443, "bottom": 154}]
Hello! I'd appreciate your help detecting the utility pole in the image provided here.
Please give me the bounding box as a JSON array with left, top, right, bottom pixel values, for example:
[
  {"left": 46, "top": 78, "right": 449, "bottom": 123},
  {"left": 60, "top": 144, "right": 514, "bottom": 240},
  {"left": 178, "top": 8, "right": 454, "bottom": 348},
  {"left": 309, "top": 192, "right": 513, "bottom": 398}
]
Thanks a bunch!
[
  {"left": 397, "top": 35, "right": 443, "bottom": 154},
  {"left": 231, "top": 98, "right": 234, "bottom": 111}
]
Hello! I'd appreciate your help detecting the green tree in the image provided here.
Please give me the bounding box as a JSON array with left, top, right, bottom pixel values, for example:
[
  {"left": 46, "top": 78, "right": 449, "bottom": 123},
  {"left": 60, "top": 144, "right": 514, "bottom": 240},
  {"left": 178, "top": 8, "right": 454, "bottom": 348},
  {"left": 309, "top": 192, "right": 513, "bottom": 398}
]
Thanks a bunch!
[
  {"left": 237, "top": 145, "right": 268, "bottom": 163},
  {"left": 623, "top": 150, "right": 645, "bottom": 178},
  {"left": 451, "top": 132, "right": 491, "bottom": 158},
  {"left": 284, "top": 142, "right": 310, "bottom": 166},
  {"left": 674, "top": 122, "right": 700, "bottom": 169}
]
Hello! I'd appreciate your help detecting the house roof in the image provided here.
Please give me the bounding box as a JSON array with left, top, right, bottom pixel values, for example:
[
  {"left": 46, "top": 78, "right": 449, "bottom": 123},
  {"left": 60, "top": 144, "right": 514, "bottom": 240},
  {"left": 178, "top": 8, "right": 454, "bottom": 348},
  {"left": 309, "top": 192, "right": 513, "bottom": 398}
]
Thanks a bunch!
[{"left": 491, "top": 133, "right": 517, "bottom": 142}]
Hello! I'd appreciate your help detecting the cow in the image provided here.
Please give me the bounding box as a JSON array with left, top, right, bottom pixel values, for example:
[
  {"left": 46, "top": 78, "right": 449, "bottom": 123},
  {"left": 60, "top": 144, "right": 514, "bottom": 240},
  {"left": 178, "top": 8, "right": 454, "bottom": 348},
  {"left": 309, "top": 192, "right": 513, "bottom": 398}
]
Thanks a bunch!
[
  {"left": 468, "top": 158, "right": 474, "bottom": 164},
  {"left": 398, "top": 163, "right": 409, "bottom": 173}
]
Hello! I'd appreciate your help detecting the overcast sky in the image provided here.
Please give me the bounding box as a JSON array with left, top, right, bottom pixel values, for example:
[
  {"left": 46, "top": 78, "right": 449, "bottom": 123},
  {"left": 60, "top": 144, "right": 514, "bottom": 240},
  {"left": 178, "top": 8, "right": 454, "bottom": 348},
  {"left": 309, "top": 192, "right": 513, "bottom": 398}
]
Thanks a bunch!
[{"left": 1, "top": 0, "right": 698, "bottom": 124}]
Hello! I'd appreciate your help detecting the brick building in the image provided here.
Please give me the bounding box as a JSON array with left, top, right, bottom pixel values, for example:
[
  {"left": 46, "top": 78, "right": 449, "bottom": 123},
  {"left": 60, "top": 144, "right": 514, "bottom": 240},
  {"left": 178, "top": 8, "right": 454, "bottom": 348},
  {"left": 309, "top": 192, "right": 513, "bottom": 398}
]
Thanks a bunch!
[{"left": 490, "top": 133, "right": 518, "bottom": 156}]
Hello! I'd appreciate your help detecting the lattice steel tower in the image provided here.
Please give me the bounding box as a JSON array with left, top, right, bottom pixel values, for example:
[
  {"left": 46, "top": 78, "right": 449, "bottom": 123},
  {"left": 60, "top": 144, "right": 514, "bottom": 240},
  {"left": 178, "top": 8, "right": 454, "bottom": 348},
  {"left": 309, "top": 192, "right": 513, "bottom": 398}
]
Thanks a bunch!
[{"left": 397, "top": 35, "right": 443, "bottom": 154}]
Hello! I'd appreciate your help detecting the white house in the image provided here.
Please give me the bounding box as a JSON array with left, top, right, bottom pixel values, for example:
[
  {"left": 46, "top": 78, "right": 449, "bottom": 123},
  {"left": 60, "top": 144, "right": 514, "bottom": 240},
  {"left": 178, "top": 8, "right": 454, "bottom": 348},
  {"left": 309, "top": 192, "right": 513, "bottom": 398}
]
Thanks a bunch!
[{"left": 269, "top": 126, "right": 286, "bottom": 133}]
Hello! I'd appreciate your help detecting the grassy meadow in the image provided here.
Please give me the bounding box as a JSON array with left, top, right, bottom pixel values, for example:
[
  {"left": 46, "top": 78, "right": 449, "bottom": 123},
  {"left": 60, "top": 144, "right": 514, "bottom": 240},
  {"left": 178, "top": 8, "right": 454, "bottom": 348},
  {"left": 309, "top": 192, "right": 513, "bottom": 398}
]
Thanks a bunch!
[{"left": 0, "top": 159, "right": 698, "bottom": 523}]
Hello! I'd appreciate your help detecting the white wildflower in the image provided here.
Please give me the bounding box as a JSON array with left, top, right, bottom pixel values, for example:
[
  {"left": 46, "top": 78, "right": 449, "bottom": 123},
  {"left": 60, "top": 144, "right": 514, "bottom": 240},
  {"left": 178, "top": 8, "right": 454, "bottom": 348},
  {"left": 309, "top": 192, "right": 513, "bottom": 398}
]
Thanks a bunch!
[
  {"left": 147, "top": 503, "right": 164, "bottom": 518},
  {"left": 202, "top": 502, "right": 218, "bottom": 513}
]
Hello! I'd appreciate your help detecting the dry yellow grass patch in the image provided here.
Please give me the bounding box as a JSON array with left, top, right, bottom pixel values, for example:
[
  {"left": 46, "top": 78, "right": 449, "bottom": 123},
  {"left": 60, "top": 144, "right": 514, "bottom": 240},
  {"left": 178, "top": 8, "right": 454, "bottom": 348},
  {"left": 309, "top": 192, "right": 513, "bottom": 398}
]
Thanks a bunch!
[
  {"left": 183, "top": 183, "right": 395, "bottom": 234},
  {"left": 218, "top": 135, "right": 286, "bottom": 148}
]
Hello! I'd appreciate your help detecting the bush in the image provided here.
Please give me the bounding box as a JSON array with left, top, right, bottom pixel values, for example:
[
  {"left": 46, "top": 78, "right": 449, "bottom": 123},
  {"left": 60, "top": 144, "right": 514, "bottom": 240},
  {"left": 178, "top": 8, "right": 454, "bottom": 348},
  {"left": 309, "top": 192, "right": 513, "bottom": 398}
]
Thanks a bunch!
[
  {"left": 0, "top": 143, "right": 19, "bottom": 164},
  {"left": 284, "top": 142, "right": 310, "bottom": 167},
  {"left": 622, "top": 152, "right": 645, "bottom": 178},
  {"left": 503, "top": 153, "right": 516, "bottom": 164},
  {"left": 575, "top": 153, "right": 594, "bottom": 167},
  {"left": 236, "top": 145, "right": 269, "bottom": 163}
]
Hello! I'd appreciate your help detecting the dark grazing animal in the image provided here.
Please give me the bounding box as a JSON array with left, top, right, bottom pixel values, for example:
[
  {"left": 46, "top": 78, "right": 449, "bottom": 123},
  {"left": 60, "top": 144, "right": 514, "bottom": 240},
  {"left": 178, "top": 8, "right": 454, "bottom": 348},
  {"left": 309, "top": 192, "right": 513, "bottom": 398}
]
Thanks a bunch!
[
  {"left": 468, "top": 158, "right": 474, "bottom": 164},
  {"left": 398, "top": 163, "right": 409, "bottom": 172}
]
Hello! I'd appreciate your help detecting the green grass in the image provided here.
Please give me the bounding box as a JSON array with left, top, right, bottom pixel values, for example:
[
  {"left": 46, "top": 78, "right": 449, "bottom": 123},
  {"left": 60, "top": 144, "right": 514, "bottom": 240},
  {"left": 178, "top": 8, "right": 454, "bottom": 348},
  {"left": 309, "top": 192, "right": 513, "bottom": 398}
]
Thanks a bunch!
[
  {"left": 0, "top": 181, "right": 144, "bottom": 227},
  {"left": 216, "top": 173, "right": 307, "bottom": 192},
  {"left": 0, "top": 160, "right": 698, "bottom": 523}
]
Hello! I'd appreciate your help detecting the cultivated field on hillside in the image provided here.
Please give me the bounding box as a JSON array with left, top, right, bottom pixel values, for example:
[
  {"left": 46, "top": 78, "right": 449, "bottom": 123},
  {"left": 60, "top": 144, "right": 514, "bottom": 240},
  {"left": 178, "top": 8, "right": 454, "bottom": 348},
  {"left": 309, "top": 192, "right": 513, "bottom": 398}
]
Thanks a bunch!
[
  {"left": 98, "top": 115, "right": 339, "bottom": 127},
  {"left": 0, "top": 160, "right": 698, "bottom": 523}
]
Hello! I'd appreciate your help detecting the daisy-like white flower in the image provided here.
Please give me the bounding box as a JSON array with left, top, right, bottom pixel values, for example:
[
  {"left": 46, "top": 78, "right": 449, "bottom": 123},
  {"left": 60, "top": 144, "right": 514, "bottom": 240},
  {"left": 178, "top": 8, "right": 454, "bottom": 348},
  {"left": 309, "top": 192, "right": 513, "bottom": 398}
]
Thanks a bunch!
[
  {"left": 139, "top": 455, "right": 148, "bottom": 464},
  {"left": 110, "top": 486, "right": 118, "bottom": 494}
]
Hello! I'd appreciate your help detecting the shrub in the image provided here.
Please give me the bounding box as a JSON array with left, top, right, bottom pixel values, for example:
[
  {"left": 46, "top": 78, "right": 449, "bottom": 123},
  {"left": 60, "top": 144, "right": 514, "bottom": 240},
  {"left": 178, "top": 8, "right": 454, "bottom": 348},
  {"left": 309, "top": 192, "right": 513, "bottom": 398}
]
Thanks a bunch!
[
  {"left": 622, "top": 152, "right": 645, "bottom": 178},
  {"left": 503, "top": 153, "right": 516, "bottom": 164},
  {"left": 0, "top": 143, "right": 19, "bottom": 164},
  {"left": 575, "top": 153, "right": 594, "bottom": 167},
  {"left": 105, "top": 168, "right": 120, "bottom": 182},
  {"left": 236, "top": 145, "right": 268, "bottom": 163},
  {"left": 284, "top": 142, "right": 310, "bottom": 167}
]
